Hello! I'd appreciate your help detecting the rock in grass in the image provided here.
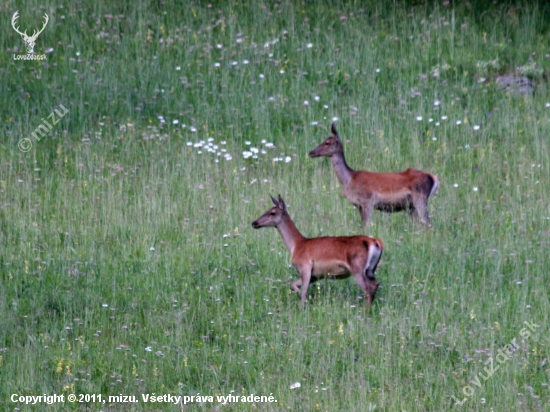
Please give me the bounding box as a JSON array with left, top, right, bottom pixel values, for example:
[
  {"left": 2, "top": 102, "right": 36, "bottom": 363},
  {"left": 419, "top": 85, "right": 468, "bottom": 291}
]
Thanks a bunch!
[{"left": 495, "top": 75, "right": 534, "bottom": 94}]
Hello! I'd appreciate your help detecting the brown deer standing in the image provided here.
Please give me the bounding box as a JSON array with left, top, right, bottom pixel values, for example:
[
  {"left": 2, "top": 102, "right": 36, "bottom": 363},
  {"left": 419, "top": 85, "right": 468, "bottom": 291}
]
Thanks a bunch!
[
  {"left": 309, "top": 123, "right": 439, "bottom": 227},
  {"left": 251, "top": 195, "right": 384, "bottom": 307}
]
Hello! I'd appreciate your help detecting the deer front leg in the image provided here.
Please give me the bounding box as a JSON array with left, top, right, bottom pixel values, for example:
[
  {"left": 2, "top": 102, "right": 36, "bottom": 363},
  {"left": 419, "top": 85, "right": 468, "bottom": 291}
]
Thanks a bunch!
[
  {"left": 290, "top": 278, "right": 301, "bottom": 294},
  {"left": 359, "top": 201, "right": 375, "bottom": 226},
  {"left": 293, "top": 261, "right": 313, "bottom": 306}
]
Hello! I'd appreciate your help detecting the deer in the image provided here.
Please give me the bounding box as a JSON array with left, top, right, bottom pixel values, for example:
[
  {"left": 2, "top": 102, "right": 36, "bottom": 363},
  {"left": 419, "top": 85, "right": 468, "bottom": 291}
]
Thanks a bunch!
[
  {"left": 11, "top": 11, "right": 49, "bottom": 55},
  {"left": 251, "top": 195, "right": 384, "bottom": 307},
  {"left": 309, "top": 123, "right": 439, "bottom": 227}
]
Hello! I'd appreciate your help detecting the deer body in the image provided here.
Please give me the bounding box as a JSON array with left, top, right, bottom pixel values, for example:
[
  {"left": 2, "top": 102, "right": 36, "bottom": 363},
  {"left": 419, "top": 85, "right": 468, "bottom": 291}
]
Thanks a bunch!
[
  {"left": 310, "top": 124, "right": 438, "bottom": 226},
  {"left": 252, "top": 195, "right": 383, "bottom": 306}
]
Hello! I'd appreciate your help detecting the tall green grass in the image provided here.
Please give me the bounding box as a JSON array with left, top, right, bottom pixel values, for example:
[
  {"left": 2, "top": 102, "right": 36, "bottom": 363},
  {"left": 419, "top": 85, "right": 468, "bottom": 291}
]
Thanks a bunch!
[{"left": 1, "top": 0, "right": 549, "bottom": 410}]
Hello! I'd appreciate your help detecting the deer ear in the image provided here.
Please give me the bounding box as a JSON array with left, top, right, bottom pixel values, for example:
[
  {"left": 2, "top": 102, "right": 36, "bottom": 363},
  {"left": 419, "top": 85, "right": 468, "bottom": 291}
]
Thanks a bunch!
[
  {"left": 278, "top": 195, "right": 287, "bottom": 211},
  {"left": 331, "top": 123, "right": 340, "bottom": 140},
  {"left": 270, "top": 195, "right": 279, "bottom": 207}
]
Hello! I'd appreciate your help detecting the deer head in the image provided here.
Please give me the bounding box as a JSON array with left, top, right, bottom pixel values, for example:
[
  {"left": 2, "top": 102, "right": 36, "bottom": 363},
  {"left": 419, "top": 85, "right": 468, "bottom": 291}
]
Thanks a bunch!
[
  {"left": 308, "top": 123, "right": 344, "bottom": 158},
  {"left": 251, "top": 195, "right": 287, "bottom": 229},
  {"left": 12, "top": 11, "right": 49, "bottom": 54}
]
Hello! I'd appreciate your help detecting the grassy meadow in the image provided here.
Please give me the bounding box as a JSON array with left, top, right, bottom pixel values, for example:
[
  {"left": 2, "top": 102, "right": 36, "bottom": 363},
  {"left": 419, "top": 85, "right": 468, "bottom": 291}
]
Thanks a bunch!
[{"left": 1, "top": 0, "right": 550, "bottom": 410}]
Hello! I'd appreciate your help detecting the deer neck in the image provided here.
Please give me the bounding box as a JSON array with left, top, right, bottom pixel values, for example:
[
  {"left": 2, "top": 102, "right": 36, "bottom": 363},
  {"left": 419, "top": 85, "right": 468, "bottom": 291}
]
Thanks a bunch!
[
  {"left": 330, "top": 150, "right": 354, "bottom": 186},
  {"left": 276, "top": 213, "right": 306, "bottom": 255}
]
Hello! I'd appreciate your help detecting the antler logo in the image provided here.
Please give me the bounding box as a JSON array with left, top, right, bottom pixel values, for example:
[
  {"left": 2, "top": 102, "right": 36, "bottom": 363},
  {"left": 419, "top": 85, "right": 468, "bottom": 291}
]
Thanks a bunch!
[{"left": 12, "top": 11, "right": 49, "bottom": 54}]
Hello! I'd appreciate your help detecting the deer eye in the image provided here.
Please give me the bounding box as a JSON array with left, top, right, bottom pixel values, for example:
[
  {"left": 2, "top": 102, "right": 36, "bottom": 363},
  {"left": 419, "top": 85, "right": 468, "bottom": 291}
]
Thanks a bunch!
[
  {"left": 270, "top": 212, "right": 276, "bottom": 215},
  {"left": 325, "top": 142, "right": 330, "bottom": 145}
]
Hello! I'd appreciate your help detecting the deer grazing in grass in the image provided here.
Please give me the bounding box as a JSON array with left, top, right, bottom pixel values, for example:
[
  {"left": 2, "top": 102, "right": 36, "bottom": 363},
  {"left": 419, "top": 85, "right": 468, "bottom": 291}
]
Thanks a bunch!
[
  {"left": 309, "top": 123, "right": 439, "bottom": 227},
  {"left": 251, "top": 195, "right": 384, "bottom": 307}
]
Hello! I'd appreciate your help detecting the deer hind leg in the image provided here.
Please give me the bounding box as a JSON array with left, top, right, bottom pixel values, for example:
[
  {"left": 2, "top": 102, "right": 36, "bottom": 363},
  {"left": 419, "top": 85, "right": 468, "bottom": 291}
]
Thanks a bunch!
[
  {"left": 364, "top": 278, "right": 380, "bottom": 305},
  {"left": 351, "top": 268, "right": 370, "bottom": 306},
  {"left": 350, "top": 258, "right": 375, "bottom": 307},
  {"left": 411, "top": 176, "right": 437, "bottom": 225},
  {"left": 410, "top": 193, "right": 430, "bottom": 226},
  {"left": 352, "top": 269, "right": 379, "bottom": 306},
  {"left": 363, "top": 243, "right": 382, "bottom": 305},
  {"left": 362, "top": 266, "right": 380, "bottom": 304}
]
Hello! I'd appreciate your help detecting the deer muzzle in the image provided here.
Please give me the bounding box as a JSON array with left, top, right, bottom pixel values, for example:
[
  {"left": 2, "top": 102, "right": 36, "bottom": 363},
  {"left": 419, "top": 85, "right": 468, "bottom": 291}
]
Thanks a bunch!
[{"left": 308, "top": 148, "right": 321, "bottom": 157}]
